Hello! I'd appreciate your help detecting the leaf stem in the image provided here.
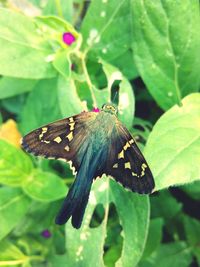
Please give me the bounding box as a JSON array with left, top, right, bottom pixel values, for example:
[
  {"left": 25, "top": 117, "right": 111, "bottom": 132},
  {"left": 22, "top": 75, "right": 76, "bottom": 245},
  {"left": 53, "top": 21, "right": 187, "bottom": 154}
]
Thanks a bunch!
[
  {"left": 80, "top": 52, "right": 97, "bottom": 107},
  {"left": 0, "top": 254, "right": 45, "bottom": 266},
  {"left": 73, "top": 1, "right": 84, "bottom": 26}
]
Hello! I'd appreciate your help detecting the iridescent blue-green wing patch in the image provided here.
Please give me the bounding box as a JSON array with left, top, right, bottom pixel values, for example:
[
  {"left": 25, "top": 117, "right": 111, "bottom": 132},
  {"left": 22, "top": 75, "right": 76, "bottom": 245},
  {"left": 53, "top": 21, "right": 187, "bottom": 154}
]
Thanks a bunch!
[
  {"left": 104, "top": 122, "right": 155, "bottom": 194},
  {"left": 21, "top": 112, "right": 97, "bottom": 173}
]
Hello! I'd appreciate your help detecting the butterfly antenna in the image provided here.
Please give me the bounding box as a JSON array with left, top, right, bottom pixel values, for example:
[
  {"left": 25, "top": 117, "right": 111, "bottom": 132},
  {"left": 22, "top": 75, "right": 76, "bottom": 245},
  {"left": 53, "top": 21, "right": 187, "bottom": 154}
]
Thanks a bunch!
[{"left": 112, "top": 88, "right": 119, "bottom": 104}]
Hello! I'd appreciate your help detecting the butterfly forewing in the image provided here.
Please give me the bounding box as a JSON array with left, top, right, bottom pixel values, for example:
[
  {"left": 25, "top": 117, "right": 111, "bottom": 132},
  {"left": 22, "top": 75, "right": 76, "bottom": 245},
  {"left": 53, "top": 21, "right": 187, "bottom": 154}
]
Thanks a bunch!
[
  {"left": 105, "top": 122, "right": 154, "bottom": 194},
  {"left": 21, "top": 112, "right": 97, "bottom": 173}
]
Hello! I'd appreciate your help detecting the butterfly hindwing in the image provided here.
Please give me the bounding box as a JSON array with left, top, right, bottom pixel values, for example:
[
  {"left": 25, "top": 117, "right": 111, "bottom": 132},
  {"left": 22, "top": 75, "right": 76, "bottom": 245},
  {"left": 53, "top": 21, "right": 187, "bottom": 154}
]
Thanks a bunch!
[
  {"left": 21, "top": 112, "right": 97, "bottom": 173},
  {"left": 105, "top": 122, "right": 154, "bottom": 194}
]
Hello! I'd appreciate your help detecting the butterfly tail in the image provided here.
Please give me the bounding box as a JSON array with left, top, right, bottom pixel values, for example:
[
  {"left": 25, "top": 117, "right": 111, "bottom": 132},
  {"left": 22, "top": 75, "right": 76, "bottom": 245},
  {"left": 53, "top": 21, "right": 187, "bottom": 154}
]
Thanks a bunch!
[
  {"left": 55, "top": 145, "right": 105, "bottom": 228},
  {"left": 55, "top": 168, "right": 93, "bottom": 228}
]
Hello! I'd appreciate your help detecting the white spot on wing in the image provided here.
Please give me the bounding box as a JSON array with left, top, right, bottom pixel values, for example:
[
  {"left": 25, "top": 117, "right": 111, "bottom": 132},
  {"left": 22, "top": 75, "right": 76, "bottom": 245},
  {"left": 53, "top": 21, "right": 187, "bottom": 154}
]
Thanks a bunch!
[
  {"left": 58, "top": 158, "right": 66, "bottom": 162},
  {"left": 69, "top": 160, "right": 77, "bottom": 175}
]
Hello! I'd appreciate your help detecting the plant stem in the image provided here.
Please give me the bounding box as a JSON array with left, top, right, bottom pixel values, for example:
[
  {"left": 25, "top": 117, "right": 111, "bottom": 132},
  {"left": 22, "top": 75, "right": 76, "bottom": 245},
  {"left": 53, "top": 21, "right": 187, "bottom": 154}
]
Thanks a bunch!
[
  {"left": 80, "top": 52, "right": 97, "bottom": 107},
  {"left": 55, "top": 0, "right": 63, "bottom": 18}
]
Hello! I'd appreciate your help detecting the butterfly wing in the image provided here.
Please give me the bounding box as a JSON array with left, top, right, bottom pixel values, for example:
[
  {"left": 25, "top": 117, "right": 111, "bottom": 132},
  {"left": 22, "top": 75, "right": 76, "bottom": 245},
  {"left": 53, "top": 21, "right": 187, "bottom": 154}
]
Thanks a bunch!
[
  {"left": 21, "top": 111, "right": 98, "bottom": 173},
  {"left": 104, "top": 121, "right": 155, "bottom": 194}
]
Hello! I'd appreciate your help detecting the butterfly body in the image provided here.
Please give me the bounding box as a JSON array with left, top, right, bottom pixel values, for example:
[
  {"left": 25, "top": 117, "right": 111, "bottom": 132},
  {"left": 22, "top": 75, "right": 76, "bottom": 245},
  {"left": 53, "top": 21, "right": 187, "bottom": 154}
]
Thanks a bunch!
[{"left": 22, "top": 103, "right": 155, "bottom": 229}]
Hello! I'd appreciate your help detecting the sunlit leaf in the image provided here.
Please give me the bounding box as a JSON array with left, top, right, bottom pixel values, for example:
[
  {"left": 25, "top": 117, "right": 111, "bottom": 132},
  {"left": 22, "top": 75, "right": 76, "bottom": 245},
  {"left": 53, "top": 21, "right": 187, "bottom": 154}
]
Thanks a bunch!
[
  {"left": 22, "top": 169, "right": 67, "bottom": 202},
  {"left": 132, "top": 0, "right": 200, "bottom": 110},
  {"left": 0, "top": 140, "right": 33, "bottom": 186},
  {"left": 145, "top": 93, "right": 200, "bottom": 190}
]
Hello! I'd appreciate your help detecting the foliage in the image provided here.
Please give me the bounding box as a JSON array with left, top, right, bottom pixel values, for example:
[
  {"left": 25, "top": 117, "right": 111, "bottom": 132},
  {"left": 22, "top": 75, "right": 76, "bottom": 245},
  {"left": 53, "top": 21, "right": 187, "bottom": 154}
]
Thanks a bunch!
[{"left": 0, "top": 1, "right": 199, "bottom": 266}]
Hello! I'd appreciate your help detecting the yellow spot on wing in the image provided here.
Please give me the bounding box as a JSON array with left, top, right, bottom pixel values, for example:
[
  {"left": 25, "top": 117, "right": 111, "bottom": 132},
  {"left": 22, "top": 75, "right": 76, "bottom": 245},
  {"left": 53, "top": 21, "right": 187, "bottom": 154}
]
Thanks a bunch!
[
  {"left": 54, "top": 136, "right": 62, "bottom": 143},
  {"left": 141, "top": 163, "right": 147, "bottom": 177},
  {"left": 129, "top": 139, "right": 134, "bottom": 144},
  {"left": 132, "top": 163, "right": 147, "bottom": 178},
  {"left": 42, "top": 127, "right": 48, "bottom": 132},
  {"left": 113, "top": 163, "right": 118, "bottom": 168},
  {"left": 125, "top": 162, "right": 131, "bottom": 169},
  {"left": 70, "top": 122, "right": 75, "bottom": 131},
  {"left": 132, "top": 172, "right": 138, "bottom": 177},
  {"left": 124, "top": 142, "right": 130, "bottom": 150},
  {"left": 118, "top": 150, "right": 124, "bottom": 159},
  {"left": 43, "top": 140, "right": 50, "bottom": 144},
  {"left": 64, "top": 145, "right": 70, "bottom": 151},
  {"left": 39, "top": 127, "right": 48, "bottom": 140},
  {"left": 67, "top": 131, "right": 73, "bottom": 142}
]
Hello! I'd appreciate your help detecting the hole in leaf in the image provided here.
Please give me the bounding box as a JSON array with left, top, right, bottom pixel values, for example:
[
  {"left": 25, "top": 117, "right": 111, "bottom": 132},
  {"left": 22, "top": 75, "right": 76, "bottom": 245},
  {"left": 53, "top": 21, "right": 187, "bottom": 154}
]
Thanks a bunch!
[
  {"left": 89, "top": 203, "right": 105, "bottom": 228},
  {"left": 103, "top": 203, "right": 123, "bottom": 267},
  {"left": 87, "top": 60, "right": 107, "bottom": 89}
]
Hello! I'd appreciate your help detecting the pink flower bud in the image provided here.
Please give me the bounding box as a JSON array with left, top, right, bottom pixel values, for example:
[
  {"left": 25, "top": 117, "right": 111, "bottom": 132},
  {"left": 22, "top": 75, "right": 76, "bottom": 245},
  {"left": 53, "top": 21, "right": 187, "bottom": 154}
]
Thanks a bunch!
[
  {"left": 62, "top": 32, "right": 76, "bottom": 46},
  {"left": 92, "top": 108, "right": 100, "bottom": 113}
]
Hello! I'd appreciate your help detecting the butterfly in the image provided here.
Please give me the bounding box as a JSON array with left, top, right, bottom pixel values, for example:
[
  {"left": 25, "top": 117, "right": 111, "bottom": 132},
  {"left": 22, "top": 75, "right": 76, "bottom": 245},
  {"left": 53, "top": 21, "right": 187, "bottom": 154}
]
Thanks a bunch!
[{"left": 21, "top": 103, "right": 155, "bottom": 229}]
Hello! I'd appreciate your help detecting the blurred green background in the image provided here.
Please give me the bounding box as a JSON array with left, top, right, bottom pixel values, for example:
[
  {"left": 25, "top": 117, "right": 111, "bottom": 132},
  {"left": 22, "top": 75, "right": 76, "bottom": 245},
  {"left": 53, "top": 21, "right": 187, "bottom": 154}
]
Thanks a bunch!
[{"left": 0, "top": 0, "right": 200, "bottom": 266}]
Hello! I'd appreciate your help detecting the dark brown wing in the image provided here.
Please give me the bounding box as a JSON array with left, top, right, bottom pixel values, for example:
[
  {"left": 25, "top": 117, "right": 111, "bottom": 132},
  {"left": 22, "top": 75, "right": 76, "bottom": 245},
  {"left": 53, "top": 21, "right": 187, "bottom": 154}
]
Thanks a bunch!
[
  {"left": 21, "top": 112, "right": 97, "bottom": 173},
  {"left": 104, "top": 121, "right": 155, "bottom": 194}
]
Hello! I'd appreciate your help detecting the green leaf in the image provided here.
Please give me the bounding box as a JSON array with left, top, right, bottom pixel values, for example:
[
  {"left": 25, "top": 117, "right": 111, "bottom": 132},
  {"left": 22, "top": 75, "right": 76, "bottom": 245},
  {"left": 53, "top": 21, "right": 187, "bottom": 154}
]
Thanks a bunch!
[
  {"left": 81, "top": 0, "right": 137, "bottom": 77},
  {"left": 0, "top": 140, "right": 33, "bottom": 186},
  {"left": 14, "top": 201, "right": 61, "bottom": 235},
  {"left": 42, "top": 0, "right": 73, "bottom": 23},
  {"left": 139, "top": 242, "right": 192, "bottom": 267},
  {"left": 132, "top": 0, "right": 200, "bottom": 110},
  {"left": 20, "top": 78, "right": 62, "bottom": 134},
  {"left": 0, "top": 187, "right": 30, "bottom": 240},
  {"left": 0, "top": 240, "right": 27, "bottom": 262},
  {"left": 0, "top": 8, "right": 56, "bottom": 79},
  {"left": 142, "top": 218, "right": 163, "bottom": 259},
  {"left": 151, "top": 191, "right": 182, "bottom": 221},
  {"left": 57, "top": 75, "right": 85, "bottom": 117},
  {"left": 64, "top": 177, "right": 149, "bottom": 267},
  {"left": 22, "top": 169, "right": 66, "bottom": 202},
  {"left": 184, "top": 216, "right": 200, "bottom": 265},
  {"left": 1, "top": 94, "right": 27, "bottom": 115},
  {"left": 110, "top": 50, "right": 138, "bottom": 80},
  {"left": 48, "top": 254, "right": 72, "bottom": 267},
  {"left": 181, "top": 181, "right": 200, "bottom": 200},
  {"left": 53, "top": 50, "right": 70, "bottom": 77},
  {"left": 118, "top": 78, "right": 135, "bottom": 130},
  {"left": 145, "top": 93, "right": 200, "bottom": 190},
  {"left": 35, "top": 15, "right": 81, "bottom": 50},
  {"left": 0, "top": 77, "right": 37, "bottom": 99},
  {"left": 184, "top": 216, "right": 200, "bottom": 247}
]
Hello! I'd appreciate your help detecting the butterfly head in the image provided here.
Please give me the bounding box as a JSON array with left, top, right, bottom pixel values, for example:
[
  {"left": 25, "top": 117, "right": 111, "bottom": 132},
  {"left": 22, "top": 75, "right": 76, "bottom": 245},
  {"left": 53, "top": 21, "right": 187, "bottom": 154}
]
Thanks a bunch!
[{"left": 101, "top": 103, "right": 118, "bottom": 115}]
